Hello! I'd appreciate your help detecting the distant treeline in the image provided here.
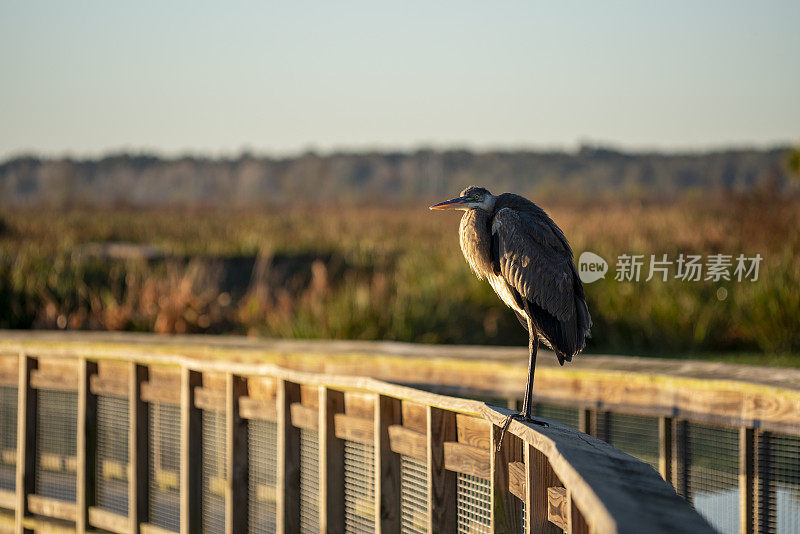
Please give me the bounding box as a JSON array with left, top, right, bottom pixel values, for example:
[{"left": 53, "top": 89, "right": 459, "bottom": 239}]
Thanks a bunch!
[{"left": 0, "top": 146, "right": 795, "bottom": 207}]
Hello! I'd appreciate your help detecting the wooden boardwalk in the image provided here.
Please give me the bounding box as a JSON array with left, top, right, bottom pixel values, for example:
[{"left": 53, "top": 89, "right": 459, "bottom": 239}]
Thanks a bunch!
[{"left": 0, "top": 331, "right": 721, "bottom": 534}]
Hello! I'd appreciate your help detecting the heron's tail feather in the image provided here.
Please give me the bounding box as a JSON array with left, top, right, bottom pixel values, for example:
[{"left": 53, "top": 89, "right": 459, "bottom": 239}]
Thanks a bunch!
[{"left": 574, "top": 295, "right": 592, "bottom": 353}]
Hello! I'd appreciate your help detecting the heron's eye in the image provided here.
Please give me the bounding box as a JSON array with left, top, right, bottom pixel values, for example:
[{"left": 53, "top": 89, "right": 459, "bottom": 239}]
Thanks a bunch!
[{"left": 472, "top": 194, "right": 480, "bottom": 200}]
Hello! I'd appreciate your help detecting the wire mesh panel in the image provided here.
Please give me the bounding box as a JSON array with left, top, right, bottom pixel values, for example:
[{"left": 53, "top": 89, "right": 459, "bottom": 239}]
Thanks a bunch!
[
  {"left": 35, "top": 389, "right": 77, "bottom": 502},
  {"left": 344, "top": 440, "right": 375, "bottom": 534},
  {"left": 400, "top": 455, "right": 427, "bottom": 534},
  {"left": 598, "top": 413, "right": 660, "bottom": 470},
  {"left": 248, "top": 419, "right": 278, "bottom": 534},
  {"left": 681, "top": 423, "right": 739, "bottom": 534},
  {"left": 202, "top": 409, "right": 226, "bottom": 534},
  {"left": 533, "top": 402, "right": 579, "bottom": 429},
  {"left": 456, "top": 473, "right": 491, "bottom": 534},
  {"left": 149, "top": 402, "right": 181, "bottom": 532},
  {"left": 299, "top": 429, "right": 320, "bottom": 534},
  {"left": 95, "top": 395, "right": 129, "bottom": 515},
  {"left": 757, "top": 432, "right": 800, "bottom": 534},
  {"left": 0, "top": 386, "right": 17, "bottom": 493}
]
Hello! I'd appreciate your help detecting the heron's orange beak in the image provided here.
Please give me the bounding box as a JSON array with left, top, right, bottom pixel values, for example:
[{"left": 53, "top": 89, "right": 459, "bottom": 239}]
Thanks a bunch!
[{"left": 429, "top": 196, "right": 470, "bottom": 210}]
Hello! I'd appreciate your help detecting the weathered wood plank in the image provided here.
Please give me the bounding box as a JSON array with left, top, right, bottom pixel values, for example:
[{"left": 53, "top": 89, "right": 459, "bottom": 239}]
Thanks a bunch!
[
  {"left": 376, "top": 395, "right": 401, "bottom": 533},
  {"left": 525, "top": 445, "right": 559, "bottom": 534},
  {"left": 238, "top": 397, "right": 277, "bottom": 421},
  {"left": 290, "top": 402, "right": 318, "bottom": 431},
  {"left": 492, "top": 428, "right": 523, "bottom": 534},
  {"left": 194, "top": 386, "right": 226, "bottom": 412},
  {"left": 334, "top": 413, "right": 374, "bottom": 444},
  {"left": 456, "top": 413, "right": 491, "bottom": 450},
  {"left": 15, "top": 354, "right": 37, "bottom": 534},
  {"left": 129, "top": 363, "right": 149, "bottom": 534},
  {"left": 388, "top": 425, "right": 426, "bottom": 461},
  {"left": 345, "top": 391, "right": 375, "bottom": 419},
  {"left": 141, "top": 381, "right": 181, "bottom": 405},
  {"left": 443, "top": 442, "right": 490, "bottom": 479},
  {"left": 76, "top": 359, "right": 98, "bottom": 533},
  {"left": 546, "top": 487, "right": 567, "bottom": 532},
  {"left": 179, "top": 368, "right": 202, "bottom": 534},
  {"left": 141, "top": 523, "right": 178, "bottom": 534},
  {"left": 0, "top": 370, "right": 17, "bottom": 387},
  {"left": 401, "top": 402, "right": 427, "bottom": 434},
  {"left": 30, "top": 370, "right": 78, "bottom": 392},
  {"left": 89, "top": 375, "right": 128, "bottom": 398},
  {"left": 740, "top": 427, "right": 754, "bottom": 534},
  {"left": 427, "top": 407, "right": 456, "bottom": 534},
  {"left": 277, "top": 380, "right": 301, "bottom": 533},
  {"left": 568, "top": 491, "right": 590, "bottom": 534},
  {"left": 88, "top": 507, "right": 129, "bottom": 534},
  {"left": 226, "top": 374, "right": 248, "bottom": 534},
  {"left": 27, "top": 495, "right": 77, "bottom": 522},
  {"left": 0, "top": 488, "right": 15, "bottom": 510},
  {"left": 508, "top": 461, "right": 525, "bottom": 502},
  {"left": 320, "top": 387, "right": 345, "bottom": 534}
]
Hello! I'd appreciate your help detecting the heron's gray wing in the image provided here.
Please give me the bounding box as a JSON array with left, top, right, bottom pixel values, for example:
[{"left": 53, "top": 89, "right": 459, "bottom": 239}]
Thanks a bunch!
[{"left": 491, "top": 207, "right": 575, "bottom": 322}]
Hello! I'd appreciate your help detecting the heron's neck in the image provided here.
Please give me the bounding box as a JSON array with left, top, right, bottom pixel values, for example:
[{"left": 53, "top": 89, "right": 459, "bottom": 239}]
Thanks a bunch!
[{"left": 459, "top": 208, "right": 493, "bottom": 279}]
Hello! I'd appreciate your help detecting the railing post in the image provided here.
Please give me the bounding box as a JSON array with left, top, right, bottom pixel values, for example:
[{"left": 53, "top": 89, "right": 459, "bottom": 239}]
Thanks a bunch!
[
  {"left": 754, "top": 430, "right": 775, "bottom": 534},
  {"left": 76, "top": 359, "right": 98, "bottom": 533},
  {"left": 129, "top": 363, "right": 149, "bottom": 534},
  {"left": 319, "top": 387, "right": 345, "bottom": 534},
  {"left": 567, "top": 490, "right": 590, "bottom": 534},
  {"left": 226, "top": 374, "right": 248, "bottom": 534},
  {"left": 427, "top": 407, "right": 456, "bottom": 533},
  {"left": 491, "top": 426, "right": 522, "bottom": 534},
  {"left": 672, "top": 420, "right": 689, "bottom": 499},
  {"left": 15, "top": 353, "right": 37, "bottom": 534},
  {"left": 659, "top": 416, "right": 673, "bottom": 483},
  {"left": 740, "top": 427, "right": 754, "bottom": 534},
  {"left": 595, "top": 411, "right": 610, "bottom": 443},
  {"left": 180, "top": 368, "right": 202, "bottom": 534},
  {"left": 375, "top": 395, "right": 401, "bottom": 533},
  {"left": 578, "top": 408, "right": 592, "bottom": 436},
  {"left": 525, "top": 444, "right": 559, "bottom": 534},
  {"left": 277, "top": 379, "right": 301, "bottom": 533}
]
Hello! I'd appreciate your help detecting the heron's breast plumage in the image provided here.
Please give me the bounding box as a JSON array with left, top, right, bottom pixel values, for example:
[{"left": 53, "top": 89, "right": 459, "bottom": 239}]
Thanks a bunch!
[{"left": 459, "top": 209, "right": 493, "bottom": 280}]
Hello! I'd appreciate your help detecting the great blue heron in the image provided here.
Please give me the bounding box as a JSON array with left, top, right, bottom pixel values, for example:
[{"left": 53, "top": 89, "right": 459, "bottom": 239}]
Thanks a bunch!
[{"left": 430, "top": 186, "right": 591, "bottom": 439}]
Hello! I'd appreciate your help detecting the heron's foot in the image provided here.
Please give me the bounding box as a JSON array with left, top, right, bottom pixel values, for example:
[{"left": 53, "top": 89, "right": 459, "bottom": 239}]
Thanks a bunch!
[{"left": 496, "top": 413, "right": 549, "bottom": 451}]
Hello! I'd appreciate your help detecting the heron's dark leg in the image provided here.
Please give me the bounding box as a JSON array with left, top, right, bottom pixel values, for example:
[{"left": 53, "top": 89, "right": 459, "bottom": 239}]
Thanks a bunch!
[
  {"left": 520, "top": 322, "right": 538, "bottom": 419},
  {"left": 496, "top": 308, "right": 548, "bottom": 451}
]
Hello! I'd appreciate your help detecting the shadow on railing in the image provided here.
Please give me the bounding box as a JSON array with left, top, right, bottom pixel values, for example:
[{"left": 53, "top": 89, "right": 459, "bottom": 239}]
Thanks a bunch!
[{"left": 0, "top": 345, "right": 714, "bottom": 534}]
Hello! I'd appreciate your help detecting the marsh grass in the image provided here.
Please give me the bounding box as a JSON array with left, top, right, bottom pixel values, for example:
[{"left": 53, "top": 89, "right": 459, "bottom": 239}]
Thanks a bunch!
[{"left": 1, "top": 195, "right": 798, "bottom": 357}]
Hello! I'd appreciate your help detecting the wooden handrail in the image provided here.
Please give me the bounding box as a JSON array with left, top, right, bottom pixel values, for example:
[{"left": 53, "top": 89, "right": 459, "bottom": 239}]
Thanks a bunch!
[{"left": 2, "top": 332, "right": 800, "bottom": 434}]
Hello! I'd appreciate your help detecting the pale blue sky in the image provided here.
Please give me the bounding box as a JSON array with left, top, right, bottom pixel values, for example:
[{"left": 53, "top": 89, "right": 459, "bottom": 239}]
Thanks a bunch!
[{"left": 1, "top": 1, "right": 798, "bottom": 159}]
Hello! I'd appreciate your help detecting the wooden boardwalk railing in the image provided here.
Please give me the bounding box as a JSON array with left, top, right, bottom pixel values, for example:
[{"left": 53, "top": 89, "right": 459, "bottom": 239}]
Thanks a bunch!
[{"left": 0, "top": 340, "right": 714, "bottom": 534}]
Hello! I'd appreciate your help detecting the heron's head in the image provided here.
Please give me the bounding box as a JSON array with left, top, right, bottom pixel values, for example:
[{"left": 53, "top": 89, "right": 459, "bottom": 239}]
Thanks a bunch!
[{"left": 429, "top": 186, "right": 496, "bottom": 212}]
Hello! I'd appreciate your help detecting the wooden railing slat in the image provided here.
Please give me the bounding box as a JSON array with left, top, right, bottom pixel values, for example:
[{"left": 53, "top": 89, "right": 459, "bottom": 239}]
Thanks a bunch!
[
  {"left": 491, "top": 427, "right": 523, "bottom": 534},
  {"left": 376, "top": 394, "right": 402, "bottom": 533},
  {"left": 320, "top": 387, "right": 345, "bottom": 534},
  {"left": 77, "top": 359, "right": 98, "bottom": 533},
  {"left": 226, "top": 373, "right": 248, "bottom": 534},
  {"left": 179, "top": 368, "right": 202, "bottom": 534},
  {"left": 15, "top": 354, "right": 37, "bottom": 534},
  {"left": 130, "top": 363, "right": 149, "bottom": 534},
  {"left": 427, "top": 407, "right": 456, "bottom": 534},
  {"left": 277, "top": 380, "right": 301, "bottom": 533}
]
